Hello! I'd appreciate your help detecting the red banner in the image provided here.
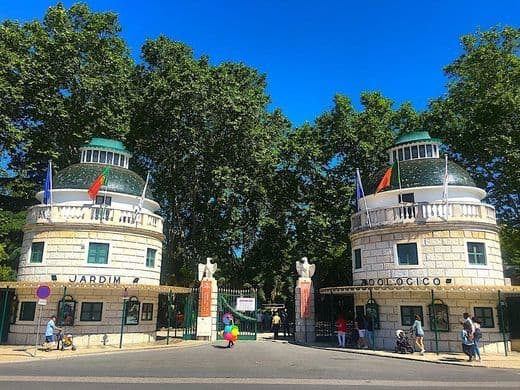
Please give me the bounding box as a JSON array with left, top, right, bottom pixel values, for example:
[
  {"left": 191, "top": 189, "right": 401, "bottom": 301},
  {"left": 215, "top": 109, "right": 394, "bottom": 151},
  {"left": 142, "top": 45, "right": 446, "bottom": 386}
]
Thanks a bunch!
[
  {"left": 199, "top": 280, "right": 212, "bottom": 317},
  {"left": 300, "top": 281, "right": 311, "bottom": 318}
]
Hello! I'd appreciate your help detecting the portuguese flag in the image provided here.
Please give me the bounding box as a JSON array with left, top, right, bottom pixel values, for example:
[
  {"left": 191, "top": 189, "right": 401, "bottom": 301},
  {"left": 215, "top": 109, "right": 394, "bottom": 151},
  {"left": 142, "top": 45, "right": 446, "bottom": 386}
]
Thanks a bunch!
[
  {"left": 375, "top": 161, "right": 399, "bottom": 194},
  {"left": 88, "top": 166, "right": 110, "bottom": 200}
]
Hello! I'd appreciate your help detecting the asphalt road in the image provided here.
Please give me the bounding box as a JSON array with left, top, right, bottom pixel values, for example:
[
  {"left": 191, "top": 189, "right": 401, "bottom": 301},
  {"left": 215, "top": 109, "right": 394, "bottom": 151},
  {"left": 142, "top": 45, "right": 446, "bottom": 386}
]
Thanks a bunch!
[{"left": 0, "top": 340, "right": 519, "bottom": 389}]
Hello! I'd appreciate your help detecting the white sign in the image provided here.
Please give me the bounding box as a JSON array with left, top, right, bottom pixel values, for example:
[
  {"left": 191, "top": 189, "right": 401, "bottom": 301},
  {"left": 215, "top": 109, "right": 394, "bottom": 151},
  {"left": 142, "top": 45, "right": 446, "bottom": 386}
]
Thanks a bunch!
[
  {"left": 38, "top": 299, "right": 47, "bottom": 306},
  {"left": 236, "top": 297, "right": 256, "bottom": 312},
  {"left": 196, "top": 316, "right": 212, "bottom": 337}
]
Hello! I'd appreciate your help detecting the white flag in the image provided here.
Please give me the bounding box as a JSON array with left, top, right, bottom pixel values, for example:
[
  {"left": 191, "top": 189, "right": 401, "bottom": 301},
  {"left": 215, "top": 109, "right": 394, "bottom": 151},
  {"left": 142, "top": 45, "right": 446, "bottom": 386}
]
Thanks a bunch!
[
  {"left": 442, "top": 155, "right": 449, "bottom": 206},
  {"left": 136, "top": 172, "right": 150, "bottom": 217}
]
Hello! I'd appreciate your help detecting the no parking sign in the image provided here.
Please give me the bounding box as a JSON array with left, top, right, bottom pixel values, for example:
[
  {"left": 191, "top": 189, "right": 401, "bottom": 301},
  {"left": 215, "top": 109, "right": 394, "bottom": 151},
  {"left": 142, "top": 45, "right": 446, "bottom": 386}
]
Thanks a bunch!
[{"left": 36, "top": 285, "right": 51, "bottom": 305}]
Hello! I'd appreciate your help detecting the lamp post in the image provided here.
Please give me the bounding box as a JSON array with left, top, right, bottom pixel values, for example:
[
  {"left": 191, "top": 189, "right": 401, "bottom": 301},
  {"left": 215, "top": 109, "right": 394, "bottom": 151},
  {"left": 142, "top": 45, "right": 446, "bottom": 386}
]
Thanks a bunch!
[{"left": 119, "top": 288, "right": 128, "bottom": 349}]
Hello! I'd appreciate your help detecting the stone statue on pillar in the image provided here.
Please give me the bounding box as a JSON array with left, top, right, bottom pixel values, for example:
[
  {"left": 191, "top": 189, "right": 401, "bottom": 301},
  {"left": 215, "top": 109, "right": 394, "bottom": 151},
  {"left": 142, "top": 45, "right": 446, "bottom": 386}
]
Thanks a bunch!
[
  {"left": 296, "top": 256, "right": 315, "bottom": 279},
  {"left": 198, "top": 257, "right": 217, "bottom": 281},
  {"left": 294, "top": 256, "right": 316, "bottom": 343}
]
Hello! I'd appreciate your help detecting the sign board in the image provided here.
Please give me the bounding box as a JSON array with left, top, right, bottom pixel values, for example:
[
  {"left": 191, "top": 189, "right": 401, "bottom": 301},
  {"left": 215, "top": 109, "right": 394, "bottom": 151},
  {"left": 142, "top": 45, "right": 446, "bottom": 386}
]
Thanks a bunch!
[
  {"left": 300, "top": 281, "right": 311, "bottom": 318},
  {"left": 199, "top": 280, "right": 212, "bottom": 317},
  {"left": 38, "top": 299, "right": 47, "bottom": 306},
  {"left": 196, "top": 316, "right": 212, "bottom": 336},
  {"left": 236, "top": 297, "right": 256, "bottom": 312},
  {"left": 36, "top": 285, "right": 51, "bottom": 299}
]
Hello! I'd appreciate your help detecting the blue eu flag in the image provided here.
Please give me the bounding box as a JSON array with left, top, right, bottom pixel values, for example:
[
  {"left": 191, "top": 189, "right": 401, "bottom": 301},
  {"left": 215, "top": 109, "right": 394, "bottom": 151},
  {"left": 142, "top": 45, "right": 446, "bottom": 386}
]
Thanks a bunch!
[{"left": 43, "top": 161, "right": 52, "bottom": 205}]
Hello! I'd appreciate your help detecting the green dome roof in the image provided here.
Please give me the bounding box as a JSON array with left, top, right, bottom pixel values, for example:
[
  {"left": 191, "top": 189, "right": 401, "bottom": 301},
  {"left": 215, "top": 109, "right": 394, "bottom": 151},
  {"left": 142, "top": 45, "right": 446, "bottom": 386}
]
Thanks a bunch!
[
  {"left": 82, "top": 138, "right": 130, "bottom": 155},
  {"left": 54, "top": 163, "right": 153, "bottom": 199},
  {"left": 394, "top": 131, "right": 442, "bottom": 146},
  {"left": 364, "top": 158, "right": 477, "bottom": 195}
]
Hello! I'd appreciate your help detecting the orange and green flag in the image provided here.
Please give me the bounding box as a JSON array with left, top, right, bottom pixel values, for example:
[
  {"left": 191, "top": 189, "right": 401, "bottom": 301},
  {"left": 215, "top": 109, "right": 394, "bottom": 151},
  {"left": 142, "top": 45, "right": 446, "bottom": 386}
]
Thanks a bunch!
[{"left": 88, "top": 166, "right": 110, "bottom": 200}]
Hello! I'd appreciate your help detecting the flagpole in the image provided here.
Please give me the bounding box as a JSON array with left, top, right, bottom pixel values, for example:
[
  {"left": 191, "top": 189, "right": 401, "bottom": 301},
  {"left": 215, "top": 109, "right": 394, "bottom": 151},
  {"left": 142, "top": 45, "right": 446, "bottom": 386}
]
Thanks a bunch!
[
  {"left": 101, "top": 166, "right": 110, "bottom": 222},
  {"left": 357, "top": 169, "right": 372, "bottom": 228},
  {"left": 396, "top": 158, "right": 402, "bottom": 202},
  {"left": 443, "top": 154, "right": 449, "bottom": 220},
  {"left": 135, "top": 171, "right": 149, "bottom": 226},
  {"left": 48, "top": 160, "right": 53, "bottom": 221}
]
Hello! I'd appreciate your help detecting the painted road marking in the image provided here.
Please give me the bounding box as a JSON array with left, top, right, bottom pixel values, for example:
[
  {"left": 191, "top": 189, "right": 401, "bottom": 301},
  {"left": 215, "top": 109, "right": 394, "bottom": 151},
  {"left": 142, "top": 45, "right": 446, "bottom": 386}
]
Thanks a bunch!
[{"left": 0, "top": 377, "right": 518, "bottom": 387}]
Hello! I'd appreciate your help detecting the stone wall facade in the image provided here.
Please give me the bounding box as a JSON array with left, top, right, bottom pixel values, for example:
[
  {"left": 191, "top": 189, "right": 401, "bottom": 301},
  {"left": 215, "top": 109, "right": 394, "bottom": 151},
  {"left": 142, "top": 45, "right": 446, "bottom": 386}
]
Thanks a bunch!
[
  {"left": 8, "top": 287, "right": 159, "bottom": 347},
  {"left": 351, "top": 223, "right": 505, "bottom": 287},
  {"left": 18, "top": 227, "right": 163, "bottom": 286},
  {"left": 353, "top": 289, "right": 509, "bottom": 353}
]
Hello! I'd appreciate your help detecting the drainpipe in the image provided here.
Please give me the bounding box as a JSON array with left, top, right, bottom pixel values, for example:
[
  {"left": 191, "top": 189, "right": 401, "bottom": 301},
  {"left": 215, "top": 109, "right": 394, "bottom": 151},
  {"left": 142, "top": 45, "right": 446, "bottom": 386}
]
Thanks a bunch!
[
  {"left": 431, "top": 289, "right": 439, "bottom": 355},
  {"left": 498, "top": 290, "right": 508, "bottom": 356}
]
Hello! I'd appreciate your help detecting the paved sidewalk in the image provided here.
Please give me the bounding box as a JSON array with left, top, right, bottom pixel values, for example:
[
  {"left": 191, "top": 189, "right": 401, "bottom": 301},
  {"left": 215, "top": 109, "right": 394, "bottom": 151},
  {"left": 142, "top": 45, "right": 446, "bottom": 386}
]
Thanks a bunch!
[
  {"left": 0, "top": 338, "right": 206, "bottom": 364},
  {"left": 314, "top": 344, "right": 520, "bottom": 370}
]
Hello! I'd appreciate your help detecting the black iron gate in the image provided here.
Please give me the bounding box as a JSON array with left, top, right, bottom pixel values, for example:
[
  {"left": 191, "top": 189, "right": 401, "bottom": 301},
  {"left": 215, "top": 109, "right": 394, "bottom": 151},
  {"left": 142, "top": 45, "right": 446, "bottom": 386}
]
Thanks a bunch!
[
  {"left": 0, "top": 288, "right": 15, "bottom": 343},
  {"left": 183, "top": 287, "right": 199, "bottom": 340},
  {"left": 314, "top": 290, "right": 354, "bottom": 342},
  {"left": 217, "top": 287, "right": 257, "bottom": 340}
]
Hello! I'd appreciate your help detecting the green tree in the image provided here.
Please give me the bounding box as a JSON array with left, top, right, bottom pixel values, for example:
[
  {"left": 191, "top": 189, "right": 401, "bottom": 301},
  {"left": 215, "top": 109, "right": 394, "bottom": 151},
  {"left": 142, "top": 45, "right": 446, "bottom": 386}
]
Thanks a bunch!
[
  {"left": 0, "top": 2, "right": 134, "bottom": 196},
  {"left": 129, "top": 37, "right": 286, "bottom": 288},
  {"left": 425, "top": 26, "right": 520, "bottom": 226}
]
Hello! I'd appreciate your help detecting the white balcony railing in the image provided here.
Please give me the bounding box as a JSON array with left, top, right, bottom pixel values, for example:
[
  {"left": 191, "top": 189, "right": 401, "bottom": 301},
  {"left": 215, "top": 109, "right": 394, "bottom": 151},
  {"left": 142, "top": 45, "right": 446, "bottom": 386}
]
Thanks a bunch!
[
  {"left": 26, "top": 204, "right": 164, "bottom": 235},
  {"left": 351, "top": 202, "right": 496, "bottom": 232}
]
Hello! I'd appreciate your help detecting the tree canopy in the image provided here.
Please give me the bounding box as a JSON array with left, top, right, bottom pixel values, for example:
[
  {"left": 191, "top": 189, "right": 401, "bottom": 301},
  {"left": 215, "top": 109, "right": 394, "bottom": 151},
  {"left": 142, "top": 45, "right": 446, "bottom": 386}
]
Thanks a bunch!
[{"left": 0, "top": 3, "right": 518, "bottom": 298}]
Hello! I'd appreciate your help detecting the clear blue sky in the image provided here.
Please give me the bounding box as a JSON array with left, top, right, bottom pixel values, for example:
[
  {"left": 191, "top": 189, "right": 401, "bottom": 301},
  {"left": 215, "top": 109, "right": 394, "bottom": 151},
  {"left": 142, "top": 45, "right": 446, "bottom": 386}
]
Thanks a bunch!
[{"left": 0, "top": 1, "right": 518, "bottom": 126}]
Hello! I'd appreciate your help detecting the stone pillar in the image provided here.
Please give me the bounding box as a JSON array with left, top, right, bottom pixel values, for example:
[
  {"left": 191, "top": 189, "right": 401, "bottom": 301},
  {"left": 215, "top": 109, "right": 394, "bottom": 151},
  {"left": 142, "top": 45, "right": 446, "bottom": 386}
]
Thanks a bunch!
[
  {"left": 294, "top": 257, "right": 316, "bottom": 343},
  {"left": 196, "top": 258, "right": 219, "bottom": 341}
]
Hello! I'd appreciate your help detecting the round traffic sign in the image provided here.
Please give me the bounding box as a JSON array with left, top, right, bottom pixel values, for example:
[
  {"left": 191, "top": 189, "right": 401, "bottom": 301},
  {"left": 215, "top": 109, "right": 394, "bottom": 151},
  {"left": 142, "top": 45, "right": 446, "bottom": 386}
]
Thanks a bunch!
[{"left": 36, "top": 285, "right": 51, "bottom": 299}]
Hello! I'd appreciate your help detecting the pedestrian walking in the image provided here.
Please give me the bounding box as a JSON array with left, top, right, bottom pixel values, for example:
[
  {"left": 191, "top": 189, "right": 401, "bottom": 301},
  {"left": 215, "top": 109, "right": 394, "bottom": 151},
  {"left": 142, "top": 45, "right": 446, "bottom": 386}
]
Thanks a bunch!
[
  {"left": 355, "top": 313, "right": 368, "bottom": 349},
  {"left": 44, "top": 315, "right": 61, "bottom": 351},
  {"left": 472, "top": 317, "right": 482, "bottom": 362},
  {"left": 411, "top": 314, "right": 425, "bottom": 355},
  {"left": 461, "top": 322, "right": 475, "bottom": 361},
  {"left": 271, "top": 311, "right": 281, "bottom": 339},
  {"left": 336, "top": 314, "right": 347, "bottom": 348},
  {"left": 281, "top": 308, "right": 290, "bottom": 337}
]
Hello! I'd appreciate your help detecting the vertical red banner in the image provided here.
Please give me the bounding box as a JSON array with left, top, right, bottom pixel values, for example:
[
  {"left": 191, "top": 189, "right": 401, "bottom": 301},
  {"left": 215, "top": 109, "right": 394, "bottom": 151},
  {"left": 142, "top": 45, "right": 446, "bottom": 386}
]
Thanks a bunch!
[
  {"left": 300, "top": 281, "right": 311, "bottom": 318},
  {"left": 199, "top": 280, "right": 212, "bottom": 317}
]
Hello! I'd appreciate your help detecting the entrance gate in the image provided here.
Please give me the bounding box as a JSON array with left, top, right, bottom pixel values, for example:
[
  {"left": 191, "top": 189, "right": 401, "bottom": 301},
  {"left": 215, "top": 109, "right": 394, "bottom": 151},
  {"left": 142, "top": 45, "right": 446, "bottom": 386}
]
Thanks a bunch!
[
  {"left": 217, "top": 287, "right": 257, "bottom": 340},
  {"left": 314, "top": 290, "right": 354, "bottom": 342},
  {"left": 0, "top": 288, "right": 15, "bottom": 343},
  {"left": 182, "top": 287, "right": 199, "bottom": 340}
]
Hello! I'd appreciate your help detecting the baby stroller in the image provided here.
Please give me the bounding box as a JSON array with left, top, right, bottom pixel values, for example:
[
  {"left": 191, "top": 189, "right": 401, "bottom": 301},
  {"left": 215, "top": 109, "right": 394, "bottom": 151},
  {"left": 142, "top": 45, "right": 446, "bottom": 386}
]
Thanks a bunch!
[
  {"left": 394, "top": 329, "right": 414, "bottom": 354},
  {"left": 56, "top": 330, "right": 76, "bottom": 351}
]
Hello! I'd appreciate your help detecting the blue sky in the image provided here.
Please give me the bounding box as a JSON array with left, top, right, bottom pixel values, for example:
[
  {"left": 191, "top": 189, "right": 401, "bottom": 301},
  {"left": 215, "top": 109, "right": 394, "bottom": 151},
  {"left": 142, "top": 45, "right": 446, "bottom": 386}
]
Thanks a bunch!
[{"left": 0, "top": 1, "right": 518, "bottom": 126}]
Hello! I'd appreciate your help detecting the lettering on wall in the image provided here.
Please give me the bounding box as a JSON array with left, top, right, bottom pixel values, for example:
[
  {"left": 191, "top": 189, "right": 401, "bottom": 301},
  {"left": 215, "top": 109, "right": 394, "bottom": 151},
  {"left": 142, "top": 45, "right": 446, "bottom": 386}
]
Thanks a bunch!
[
  {"left": 360, "top": 277, "right": 446, "bottom": 287},
  {"left": 68, "top": 275, "right": 121, "bottom": 284}
]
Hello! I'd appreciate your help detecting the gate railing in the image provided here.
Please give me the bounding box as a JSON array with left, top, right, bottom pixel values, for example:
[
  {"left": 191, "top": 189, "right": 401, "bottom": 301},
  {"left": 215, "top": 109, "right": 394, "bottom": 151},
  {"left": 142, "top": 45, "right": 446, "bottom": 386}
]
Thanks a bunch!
[
  {"left": 182, "top": 287, "right": 199, "bottom": 340},
  {"left": 217, "top": 287, "right": 257, "bottom": 340}
]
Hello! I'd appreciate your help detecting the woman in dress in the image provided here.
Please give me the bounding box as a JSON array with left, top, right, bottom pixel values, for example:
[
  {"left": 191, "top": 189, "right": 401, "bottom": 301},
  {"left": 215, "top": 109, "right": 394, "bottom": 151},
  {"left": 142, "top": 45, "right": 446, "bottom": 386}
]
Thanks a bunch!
[{"left": 411, "top": 314, "right": 425, "bottom": 355}]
